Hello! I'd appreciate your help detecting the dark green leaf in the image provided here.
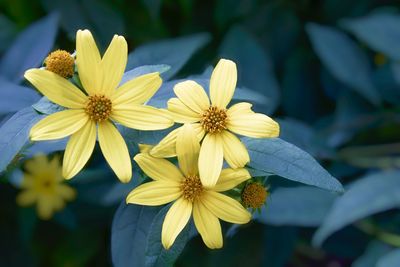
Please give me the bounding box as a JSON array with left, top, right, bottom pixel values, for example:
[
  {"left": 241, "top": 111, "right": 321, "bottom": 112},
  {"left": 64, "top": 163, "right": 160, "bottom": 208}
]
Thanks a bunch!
[
  {"left": 127, "top": 33, "right": 211, "bottom": 80},
  {"left": 0, "top": 13, "right": 58, "bottom": 82},
  {"left": 313, "top": 170, "right": 400, "bottom": 246},
  {"left": 219, "top": 25, "right": 280, "bottom": 114},
  {"left": 111, "top": 203, "right": 161, "bottom": 267},
  {"left": 243, "top": 138, "right": 343, "bottom": 193},
  {"left": 377, "top": 249, "right": 400, "bottom": 267},
  {"left": 145, "top": 205, "right": 194, "bottom": 267},
  {"left": 32, "top": 96, "right": 65, "bottom": 115},
  {"left": 256, "top": 186, "right": 336, "bottom": 226},
  {"left": 306, "top": 23, "right": 381, "bottom": 105},
  {"left": 0, "top": 107, "right": 43, "bottom": 172},
  {"left": 0, "top": 78, "right": 40, "bottom": 114},
  {"left": 341, "top": 12, "right": 400, "bottom": 60}
]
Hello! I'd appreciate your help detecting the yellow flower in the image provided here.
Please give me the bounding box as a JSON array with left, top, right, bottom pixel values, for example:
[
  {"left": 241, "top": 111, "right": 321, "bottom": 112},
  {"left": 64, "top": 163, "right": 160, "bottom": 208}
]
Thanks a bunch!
[
  {"left": 16, "top": 154, "right": 76, "bottom": 220},
  {"left": 127, "top": 124, "right": 251, "bottom": 249},
  {"left": 150, "top": 59, "right": 279, "bottom": 186},
  {"left": 25, "top": 29, "right": 173, "bottom": 183}
]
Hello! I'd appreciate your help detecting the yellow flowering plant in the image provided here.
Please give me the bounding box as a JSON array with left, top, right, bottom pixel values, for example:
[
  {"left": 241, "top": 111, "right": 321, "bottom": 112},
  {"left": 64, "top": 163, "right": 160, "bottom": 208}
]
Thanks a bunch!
[
  {"left": 25, "top": 30, "right": 174, "bottom": 183},
  {"left": 17, "top": 154, "right": 76, "bottom": 220},
  {"left": 149, "top": 59, "right": 280, "bottom": 186},
  {"left": 0, "top": 22, "right": 346, "bottom": 266},
  {"left": 127, "top": 124, "right": 251, "bottom": 249}
]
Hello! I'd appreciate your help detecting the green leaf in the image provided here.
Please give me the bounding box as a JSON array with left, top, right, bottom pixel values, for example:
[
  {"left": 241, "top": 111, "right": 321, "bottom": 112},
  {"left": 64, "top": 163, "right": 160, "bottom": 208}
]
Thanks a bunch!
[
  {"left": 32, "top": 96, "right": 65, "bottom": 115},
  {"left": 256, "top": 186, "right": 336, "bottom": 226},
  {"left": 352, "top": 241, "right": 392, "bottom": 267},
  {"left": 0, "top": 13, "right": 58, "bottom": 82},
  {"left": 111, "top": 203, "right": 161, "bottom": 267},
  {"left": 219, "top": 25, "right": 280, "bottom": 114},
  {"left": 377, "top": 249, "right": 400, "bottom": 267},
  {"left": 341, "top": 12, "right": 400, "bottom": 60},
  {"left": 0, "top": 78, "right": 40, "bottom": 114},
  {"left": 145, "top": 205, "right": 195, "bottom": 267},
  {"left": 243, "top": 138, "right": 343, "bottom": 193},
  {"left": 121, "top": 64, "right": 171, "bottom": 85},
  {"left": 111, "top": 202, "right": 193, "bottom": 267},
  {"left": 0, "top": 107, "right": 43, "bottom": 172},
  {"left": 127, "top": 33, "right": 211, "bottom": 80},
  {"left": 0, "top": 15, "right": 17, "bottom": 52},
  {"left": 306, "top": 23, "right": 381, "bottom": 105},
  {"left": 313, "top": 170, "right": 400, "bottom": 246}
]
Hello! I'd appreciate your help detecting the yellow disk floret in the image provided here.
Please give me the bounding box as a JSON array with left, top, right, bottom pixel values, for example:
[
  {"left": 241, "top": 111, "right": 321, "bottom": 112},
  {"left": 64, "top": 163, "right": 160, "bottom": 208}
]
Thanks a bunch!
[
  {"left": 200, "top": 106, "right": 227, "bottom": 133},
  {"left": 181, "top": 175, "right": 203, "bottom": 202},
  {"left": 44, "top": 50, "right": 75, "bottom": 78},
  {"left": 241, "top": 183, "right": 268, "bottom": 209}
]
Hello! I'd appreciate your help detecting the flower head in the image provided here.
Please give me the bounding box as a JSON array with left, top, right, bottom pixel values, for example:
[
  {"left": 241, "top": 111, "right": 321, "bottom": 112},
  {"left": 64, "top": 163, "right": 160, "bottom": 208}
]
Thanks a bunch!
[
  {"left": 25, "top": 30, "right": 173, "bottom": 183},
  {"left": 241, "top": 182, "right": 268, "bottom": 209},
  {"left": 127, "top": 124, "right": 252, "bottom": 249},
  {"left": 150, "top": 59, "right": 280, "bottom": 186},
  {"left": 44, "top": 49, "right": 75, "bottom": 78},
  {"left": 16, "top": 154, "right": 76, "bottom": 220}
]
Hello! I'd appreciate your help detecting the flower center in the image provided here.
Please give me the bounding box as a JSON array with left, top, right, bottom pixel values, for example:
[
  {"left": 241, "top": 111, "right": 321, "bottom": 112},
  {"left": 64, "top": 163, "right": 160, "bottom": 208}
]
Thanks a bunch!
[
  {"left": 181, "top": 175, "right": 203, "bottom": 202},
  {"left": 85, "top": 95, "right": 112, "bottom": 122},
  {"left": 241, "top": 183, "right": 268, "bottom": 209},
  {"left": 44, "top": 50, "right": 75, "bottom": 78},
  {"left": 200, "top": 106, "right": 227, "bottom": 133}
]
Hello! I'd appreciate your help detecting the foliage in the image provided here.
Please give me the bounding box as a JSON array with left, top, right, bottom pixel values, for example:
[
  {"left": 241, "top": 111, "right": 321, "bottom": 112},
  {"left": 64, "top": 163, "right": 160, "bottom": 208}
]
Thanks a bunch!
[{"left": 0, "top": 1, "right": 399, "bottom": 267}]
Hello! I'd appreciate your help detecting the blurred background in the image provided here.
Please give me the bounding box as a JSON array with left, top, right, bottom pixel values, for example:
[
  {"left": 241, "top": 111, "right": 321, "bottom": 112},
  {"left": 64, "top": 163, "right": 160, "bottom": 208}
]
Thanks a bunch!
[{"left": 1, "top": 0, "right": 400, "bottom": 266}]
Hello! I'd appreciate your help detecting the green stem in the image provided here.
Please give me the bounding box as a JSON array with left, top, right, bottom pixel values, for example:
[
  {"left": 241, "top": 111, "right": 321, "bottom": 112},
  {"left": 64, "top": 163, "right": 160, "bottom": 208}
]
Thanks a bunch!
[{"left": 356, "top": 220, "right": 400, "bottom": 247}]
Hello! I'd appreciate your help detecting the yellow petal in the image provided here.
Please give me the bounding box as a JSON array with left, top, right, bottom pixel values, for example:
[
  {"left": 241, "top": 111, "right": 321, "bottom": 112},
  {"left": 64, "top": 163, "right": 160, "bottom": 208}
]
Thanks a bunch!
[
  {"left": 133, "top": 153, "right": 184, "bottom": 182},
  {"left": 226, "top": 102, "right": 253, "bottom": 117},
  {"left": 57, "top": 184, "right": 76, "bottom": 200},
  {"left": 213, "top": 168, "right": 251, "bottom": 192},
  {"left": 193, "top": 200, "right": 223, "bottom": 249},
  {"left": 16, "top": 190, "right": 37, "bottom": 206},
  {"left": 100, "top": 35, "right": 127, "bottom": 95},
  {"left": 202, "top": 190, "right": 251, "bottom": 224},
  {"left": 150, "top": 128, "right": 180, "bottom": 158},
  {"left": 176, "top": 124, "right": 200, "bottom": 176},
  {"left": 111, "top": 73, "right": 162, "bottom": 106},
  {"left": 30, "top": 110, "right": 88, "bottom": 141},
  {"left": 138, "top": 144, "right": 153, "bottom": 153},
  {"left": 198, "top": 134, "right": 223, "bottom": 187},
  {"left": 162, "top": 198, "right": 192, "bottom": 250},
  {"left": 174, "top": 80, "right": 210, "bottom": 114},
  {"left": 209, "top": 59, "right": 237, "bottom": 109},
  {"left": 63, "top": 120, "right": 96, "bottom": 179},
  {"left": 227, "top": 112, "right": 280, "bottom": 138},
  {"left": 37, "top": 195, "right": 54, "bottom": 220},
  {"left": 76, "top": 29, "right": 102, "bottom": 95},
  {"left": 220, "top": 130, "right": 249, "bottom": 168},
  {"left": 98, "top": 121, "right": 132, "bottom": 183},
  {"left": 167, "top": 98, "right": 201, "bottom": 123},
  {"left": 112, "top": 105, "right": 173, "bottom": 130},
  {"left": 150, "top": 123, "right": 205, "bottom": 158},
  {"left": 24, "top": 69, "right": 87, "bottom": 108},
  {"left": 126, "top": 181, "right": 181, "bottom": 206}
]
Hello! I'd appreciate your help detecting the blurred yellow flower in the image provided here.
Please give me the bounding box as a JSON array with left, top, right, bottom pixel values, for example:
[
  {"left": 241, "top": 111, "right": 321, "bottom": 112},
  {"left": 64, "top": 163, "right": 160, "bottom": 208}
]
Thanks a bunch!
[
  {"left": 25, "top": 29, "right": 173, "bottom": 183},
  {"left": 151, "top": 59, "right": 279, "bottom": 186},
  {"left": 127, "top": 124, "right": 251, "bottom": 249},
  {"left": 17, "top": 154, "right": 76, "bottom": 220}
]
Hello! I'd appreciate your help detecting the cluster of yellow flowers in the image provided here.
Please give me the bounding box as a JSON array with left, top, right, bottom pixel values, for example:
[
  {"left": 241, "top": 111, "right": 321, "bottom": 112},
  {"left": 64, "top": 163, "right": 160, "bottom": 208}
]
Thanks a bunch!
[{"left": 22, "top": 30, "right": 279, "bottom": 249}]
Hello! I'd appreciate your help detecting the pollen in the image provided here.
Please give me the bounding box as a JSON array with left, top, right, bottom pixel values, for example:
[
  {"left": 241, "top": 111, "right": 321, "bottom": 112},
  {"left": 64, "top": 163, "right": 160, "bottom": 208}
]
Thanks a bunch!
[
  {"left": 200, "top": 106, "right": 227, "bottom": 133},
  {"left": 241, "top": 183, "right": 268, "bottom": 209},
  {"left": 44, "top": 50, "right": 75, "bottom": 78},
  {"left": 85, "top": 95, "right": 112, "bottom": 122},
  {"left": 181, "top": 175, "right": 203, "bottom": 202}
]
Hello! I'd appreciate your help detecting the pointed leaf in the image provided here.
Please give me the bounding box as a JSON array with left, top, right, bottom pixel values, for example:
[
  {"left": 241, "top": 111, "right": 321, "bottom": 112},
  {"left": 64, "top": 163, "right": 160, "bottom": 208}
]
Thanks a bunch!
[{"left": 243, "top": 138, "right": 343, "bottom": 193}]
